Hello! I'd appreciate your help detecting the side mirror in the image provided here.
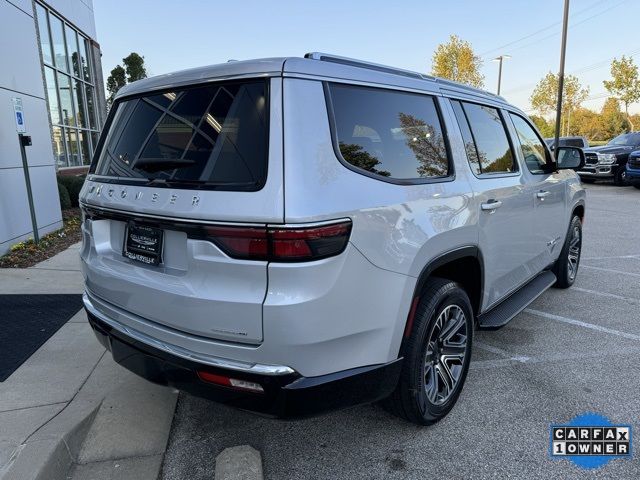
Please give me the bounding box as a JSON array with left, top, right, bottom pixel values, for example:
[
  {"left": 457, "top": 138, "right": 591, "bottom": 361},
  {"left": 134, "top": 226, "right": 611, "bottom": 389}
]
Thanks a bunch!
[{"left": 555, "top": 146, "right": 585, "bottom": 171}]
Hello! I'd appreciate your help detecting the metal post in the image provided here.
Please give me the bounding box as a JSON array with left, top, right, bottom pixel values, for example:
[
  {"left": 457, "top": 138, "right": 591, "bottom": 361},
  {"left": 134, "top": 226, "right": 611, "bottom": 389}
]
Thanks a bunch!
[
  {"left": 18, "top": 134, "right": 39, "bottom": 244},
  {"left": 497, "top": 57, "right": 503, "bottom": 95},
  {"left": 554, "top": 0, "right": 570, "bottom": 151}
]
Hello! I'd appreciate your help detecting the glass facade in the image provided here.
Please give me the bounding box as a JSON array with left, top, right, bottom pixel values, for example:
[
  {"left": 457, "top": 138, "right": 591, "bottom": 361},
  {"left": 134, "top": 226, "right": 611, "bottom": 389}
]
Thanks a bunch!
[{"left": 35, "top": 2, "right": 100, "bottom": 168}]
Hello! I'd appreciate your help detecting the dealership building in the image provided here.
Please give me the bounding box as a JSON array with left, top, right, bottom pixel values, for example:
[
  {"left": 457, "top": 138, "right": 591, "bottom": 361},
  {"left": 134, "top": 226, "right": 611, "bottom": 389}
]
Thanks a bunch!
[{"left": 0, "top": 0, "right": 105, "bottom": 255}]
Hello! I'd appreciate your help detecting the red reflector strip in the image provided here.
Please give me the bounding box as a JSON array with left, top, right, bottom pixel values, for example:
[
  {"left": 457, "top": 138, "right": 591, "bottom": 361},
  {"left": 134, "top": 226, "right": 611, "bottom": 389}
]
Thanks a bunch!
[
  {"left": 197, "top": 371, "right": 264, "bottom": 393},
  {"left": 197, "top": 371, "right": 231, "bottom": 386}
]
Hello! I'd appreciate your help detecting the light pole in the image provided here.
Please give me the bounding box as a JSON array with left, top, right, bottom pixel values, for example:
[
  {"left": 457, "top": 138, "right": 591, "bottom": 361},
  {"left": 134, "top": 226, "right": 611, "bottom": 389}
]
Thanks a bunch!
[
  {"left": 554, "top": 0, "right": 570, "bottom": 151},
  {"left": 493, "top": 55, "right": 511, "bottom": 95}
]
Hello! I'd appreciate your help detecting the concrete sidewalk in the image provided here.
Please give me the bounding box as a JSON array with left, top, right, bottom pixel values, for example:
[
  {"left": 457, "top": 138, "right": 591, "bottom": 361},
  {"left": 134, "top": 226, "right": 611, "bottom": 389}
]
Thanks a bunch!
[{"left": 0, "top": 244, "right": 178, "bottom": 480}]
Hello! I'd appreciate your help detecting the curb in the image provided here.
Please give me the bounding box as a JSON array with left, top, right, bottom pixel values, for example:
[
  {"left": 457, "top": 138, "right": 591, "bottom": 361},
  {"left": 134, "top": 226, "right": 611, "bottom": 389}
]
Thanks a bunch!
[
  {"left": 1, "top": 401, "right": 100, "bottom": 480},
  {"left": 1, "top": 354, "right": 178, "bottom": 480},
  {"left": 215, "top": 445, "right": 264, "bottom": 480}
]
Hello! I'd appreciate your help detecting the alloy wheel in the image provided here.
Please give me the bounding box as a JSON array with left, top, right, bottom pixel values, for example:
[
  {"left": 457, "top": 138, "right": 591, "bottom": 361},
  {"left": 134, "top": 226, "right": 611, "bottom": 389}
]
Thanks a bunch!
[
  {"left": 423, "top": 305, "right": 468, "bottom": 405},
  {"left": 567, "top": 224, "right": 581, "bottom": 281}
]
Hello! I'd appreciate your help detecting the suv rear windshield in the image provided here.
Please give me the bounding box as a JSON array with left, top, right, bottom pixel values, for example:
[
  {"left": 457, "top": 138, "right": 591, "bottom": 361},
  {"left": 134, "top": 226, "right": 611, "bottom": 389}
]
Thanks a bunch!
[{"left": 92, "top": 80, "right": 268, "bottom": 191}]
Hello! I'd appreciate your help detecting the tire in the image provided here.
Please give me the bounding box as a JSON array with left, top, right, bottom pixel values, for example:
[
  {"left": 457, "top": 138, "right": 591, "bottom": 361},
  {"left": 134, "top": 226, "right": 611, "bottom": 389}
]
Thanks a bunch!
[
  {"left": 614, "top": 167, "right": 628, "bottom": 186},
  {"left": 580, "top": 178, "right": 595, "bottom": 184},
  {"left": 634, "top": 184, "right": 640, "bottom": 190},
  {"left": 383, "top": 277, "right": 473, "bottom": 425},
  {"left": 552, "top": 215, "right": 582, "bottom": 289}
]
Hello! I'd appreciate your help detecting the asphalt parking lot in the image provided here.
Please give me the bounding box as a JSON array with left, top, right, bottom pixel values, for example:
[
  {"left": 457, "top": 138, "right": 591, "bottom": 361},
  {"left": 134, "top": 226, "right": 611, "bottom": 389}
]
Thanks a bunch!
[{"left": 161, "top": 182, "right": 640, "bottom": 480}]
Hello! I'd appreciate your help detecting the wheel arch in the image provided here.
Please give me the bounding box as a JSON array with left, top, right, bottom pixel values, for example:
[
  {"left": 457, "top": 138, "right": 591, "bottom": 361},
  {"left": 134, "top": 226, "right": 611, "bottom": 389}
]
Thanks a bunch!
[
  {"left": 400, "top": 246, "right": 484, "bottom": 356},
  {"left": 572, "top": 202, "right": 585, "bottom": 221}
]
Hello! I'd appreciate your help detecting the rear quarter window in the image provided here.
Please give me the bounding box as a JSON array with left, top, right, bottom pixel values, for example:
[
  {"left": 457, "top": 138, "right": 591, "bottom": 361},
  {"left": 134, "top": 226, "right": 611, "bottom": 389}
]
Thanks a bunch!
[{"left": 326, "top": 83, "right": 451, "bottom": 182}]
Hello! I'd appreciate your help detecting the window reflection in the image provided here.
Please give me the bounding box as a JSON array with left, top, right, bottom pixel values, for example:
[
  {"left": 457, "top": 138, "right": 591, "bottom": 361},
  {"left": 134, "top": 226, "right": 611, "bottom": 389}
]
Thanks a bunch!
[
  {"left": 44, "top": 67, "right": 60, "bottom": 124},
  {"left": 49, "top": 14, "right": 67, "bottom": 72},
  {"left": 339, "top": 142, "right": 390, "bottom": 176},
  {"left": 510, "top": 114, "right": 547, "bottom": 174},
  {"left": 36, "top": 2, "right": 100, "bottom": 168},
  {"left": 65, "top": 25, "right": 80, "bottom": 77},
  {"left": 329, "top": 84, "right": 450, "bottom": 180},
  {"left": 35, "top": 5, "right": 52, "bottom": 65},
  {"left": 52, "top": 126, "right": 66, "bottom": 167},
  {"left": 95, "top": 82, "right": 268, "bottom": 189},
  {"left": 454, "top": 101, "right": 516, "bottom": 175}
]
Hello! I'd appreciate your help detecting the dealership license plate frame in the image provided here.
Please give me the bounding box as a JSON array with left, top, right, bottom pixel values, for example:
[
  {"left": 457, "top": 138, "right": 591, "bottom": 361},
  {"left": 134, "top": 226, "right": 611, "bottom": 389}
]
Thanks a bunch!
[{"left": 123, "top": 222, "right": 164, "bottom": 266}]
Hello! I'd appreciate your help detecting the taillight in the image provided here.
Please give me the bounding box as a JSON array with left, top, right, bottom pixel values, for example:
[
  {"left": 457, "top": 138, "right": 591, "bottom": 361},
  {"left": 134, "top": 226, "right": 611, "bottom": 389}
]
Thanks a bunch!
[
  {"left": 205, "top": 220, "right": 352, "bottom": 262},
  {"left": 204, "top": 226, "right": 268, "bottom": 259}
]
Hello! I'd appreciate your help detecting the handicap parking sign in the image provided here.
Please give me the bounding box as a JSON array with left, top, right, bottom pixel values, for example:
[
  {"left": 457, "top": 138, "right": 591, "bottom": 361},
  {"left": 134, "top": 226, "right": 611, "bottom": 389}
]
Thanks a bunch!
[{"left": 12, "top": 97, "right": 26, "bottom": 133}]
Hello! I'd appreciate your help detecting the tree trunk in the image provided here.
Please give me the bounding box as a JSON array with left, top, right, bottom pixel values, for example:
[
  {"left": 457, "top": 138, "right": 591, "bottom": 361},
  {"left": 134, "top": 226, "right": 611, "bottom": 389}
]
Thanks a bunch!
[{"left": 626, "top": 103, "right": 634, "bottom": 132}]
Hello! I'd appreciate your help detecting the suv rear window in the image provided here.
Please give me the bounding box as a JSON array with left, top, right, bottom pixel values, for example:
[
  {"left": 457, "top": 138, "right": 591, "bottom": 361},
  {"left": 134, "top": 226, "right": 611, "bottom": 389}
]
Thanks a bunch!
[
  {"left": 327, "top": 83, "right": 450, "bottom": 181},
  {"left": 92, "top": 80, "right": 268, "bottom": 191}
]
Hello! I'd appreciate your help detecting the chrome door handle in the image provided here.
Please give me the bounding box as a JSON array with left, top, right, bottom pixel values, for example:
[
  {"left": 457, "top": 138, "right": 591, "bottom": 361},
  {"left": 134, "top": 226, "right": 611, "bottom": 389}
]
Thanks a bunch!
[
  {"left": 536, "top": 190, "right": 551, "bottom": 199},
  {"left": 481, "top": 200, "right": 502, "bottom": 212}
]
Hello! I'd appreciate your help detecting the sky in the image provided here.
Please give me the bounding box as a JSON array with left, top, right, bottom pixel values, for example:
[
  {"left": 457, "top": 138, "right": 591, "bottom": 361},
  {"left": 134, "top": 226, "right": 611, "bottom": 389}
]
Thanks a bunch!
[{"left": 94, "top": 0, "right": 640, "bottom": 115}]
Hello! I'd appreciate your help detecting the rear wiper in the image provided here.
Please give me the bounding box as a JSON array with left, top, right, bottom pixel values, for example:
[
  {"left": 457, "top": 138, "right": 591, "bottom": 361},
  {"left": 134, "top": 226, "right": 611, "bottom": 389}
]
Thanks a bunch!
[{"left": 133, "top": 158, "right": 196, "bottom": 172}]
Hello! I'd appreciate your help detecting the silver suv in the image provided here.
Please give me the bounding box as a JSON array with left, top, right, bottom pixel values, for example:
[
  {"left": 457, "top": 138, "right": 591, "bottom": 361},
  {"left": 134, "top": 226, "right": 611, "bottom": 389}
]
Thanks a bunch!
[{"left": 80, "top": 53, "right": 586, "bottom": 425}]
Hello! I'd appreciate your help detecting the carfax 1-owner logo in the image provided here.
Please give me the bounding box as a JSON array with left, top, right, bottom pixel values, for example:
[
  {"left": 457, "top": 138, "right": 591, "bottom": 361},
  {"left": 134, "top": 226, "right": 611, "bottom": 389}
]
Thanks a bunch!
[{"left": 550, "top": 413, "right": 632, "bottom": 469}]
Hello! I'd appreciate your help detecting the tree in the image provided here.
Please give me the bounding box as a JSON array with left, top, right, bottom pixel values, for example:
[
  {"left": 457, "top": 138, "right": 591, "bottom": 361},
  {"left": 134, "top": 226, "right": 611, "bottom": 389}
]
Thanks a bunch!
[
  {"left": 106, "top": 52, "right": 148, "bottom": 105},
  {"left": 530, "top": 115, "right": 554, "bottom": 138},
  {"left": 603, "top": 55, "right": 640, "bottom": 131},
  {"left": 398, "top": 113, "right": 449, "bottom": 177},
  {"left": 530, "top": 72, "right": 589, "bottom": 135},
  {"left": 570, "top": 108, "right": 600, "bottom": 139},
  {"left": 338, "top": 142, "right": 390, "bottom": 177},
  {"left": 106, "top": 65, "right": 126, "bottom": 105},
  {"left": 122, "top": 53, "right": 148, "bottom": 83},
  {"left": 600, "top": 97, "right": 627, "bottom": 140},
  {"left": 431, "top": 35, "right": 484, "bottom": 88}
]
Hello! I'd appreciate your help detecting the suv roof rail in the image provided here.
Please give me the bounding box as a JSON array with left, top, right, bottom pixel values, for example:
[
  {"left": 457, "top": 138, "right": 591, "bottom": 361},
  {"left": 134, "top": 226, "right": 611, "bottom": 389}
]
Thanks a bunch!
[
  {"left": 435, "top": 77, "right": 506, "bottom": 101},
  {"left": 304, "top": 52, "right": 507, "bottom": 102},
  {"left": 304, "top": 52, "right": 435, "bottom": 82}
]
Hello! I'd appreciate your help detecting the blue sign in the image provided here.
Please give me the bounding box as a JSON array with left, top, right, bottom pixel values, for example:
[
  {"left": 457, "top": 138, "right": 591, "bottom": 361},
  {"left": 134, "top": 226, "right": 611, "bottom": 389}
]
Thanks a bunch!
[
  {"left": 550, "top": 412, "right": 632, "bottom": 469},
  {"left": 12, "top": 97, "right": 26, "bottom": 133}
]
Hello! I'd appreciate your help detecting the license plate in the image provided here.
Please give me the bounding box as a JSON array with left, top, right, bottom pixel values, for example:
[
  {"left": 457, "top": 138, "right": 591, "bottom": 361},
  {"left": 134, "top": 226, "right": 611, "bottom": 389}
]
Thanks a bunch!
[{"left": 123, "top": 223, "right": 163, "bottom": 266}]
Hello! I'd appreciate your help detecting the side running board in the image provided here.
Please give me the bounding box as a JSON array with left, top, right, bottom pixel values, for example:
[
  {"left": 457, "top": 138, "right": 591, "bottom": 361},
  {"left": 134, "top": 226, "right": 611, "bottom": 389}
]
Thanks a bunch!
[{"left": 477, "top": 270, "right": 556, "bottom": 330}]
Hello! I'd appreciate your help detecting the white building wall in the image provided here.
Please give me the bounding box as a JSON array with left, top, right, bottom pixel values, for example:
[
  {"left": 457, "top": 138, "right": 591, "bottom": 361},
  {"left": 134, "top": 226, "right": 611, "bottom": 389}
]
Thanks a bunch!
[{"left": 0, "top": 0, "right": 62, "bottom": 255}]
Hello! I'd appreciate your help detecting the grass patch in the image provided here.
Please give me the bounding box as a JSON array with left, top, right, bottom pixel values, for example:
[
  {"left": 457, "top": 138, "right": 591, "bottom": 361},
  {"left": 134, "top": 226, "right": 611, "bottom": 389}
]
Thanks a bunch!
[{"left": 0, "top": 209, "right": 82, "bottom": 268}]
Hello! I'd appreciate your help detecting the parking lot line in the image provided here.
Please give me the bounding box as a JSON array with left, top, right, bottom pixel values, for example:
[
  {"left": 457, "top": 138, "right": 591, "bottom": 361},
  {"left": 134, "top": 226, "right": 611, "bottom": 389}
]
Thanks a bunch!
[
  {"left": 581, "top": 255, "right": 640, "bottom": 261},
  {"left": 572, "top": 286, "right": 640, "bottom": 304},
  {"left": 474, "top": 340, "right": 530, "bottom": 363},
  {"left": 471, "top": 346, "right": 640, "bottom": 370},
  {"left": 580, "top": 265, "right": 640, "bottom": 277},
  {"left": 525, "top": 308, "right": 640, "bottom": 342}
]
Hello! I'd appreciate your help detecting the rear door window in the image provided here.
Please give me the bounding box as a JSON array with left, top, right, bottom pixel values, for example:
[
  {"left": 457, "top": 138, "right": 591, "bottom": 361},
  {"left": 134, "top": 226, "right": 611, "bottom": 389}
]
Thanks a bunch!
[
  {"left": 93, "top": 80, "right": 268, "bottom": 191},
  {"left": 327, "top": 83, "right": 451, "bottom": 181},
  {"left": 451, "top": 100, "right": 517, "bottom": 175}
]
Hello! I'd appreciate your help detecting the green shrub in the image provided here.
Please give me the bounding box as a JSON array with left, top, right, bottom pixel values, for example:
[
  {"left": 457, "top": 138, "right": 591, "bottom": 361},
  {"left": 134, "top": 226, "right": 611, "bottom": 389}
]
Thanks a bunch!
[
  {"left": 57, "top": 175, "right": 86, "bottom": 207},
  {"left": 57, "top": 180, "right": 71, "bottom": 210}
]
